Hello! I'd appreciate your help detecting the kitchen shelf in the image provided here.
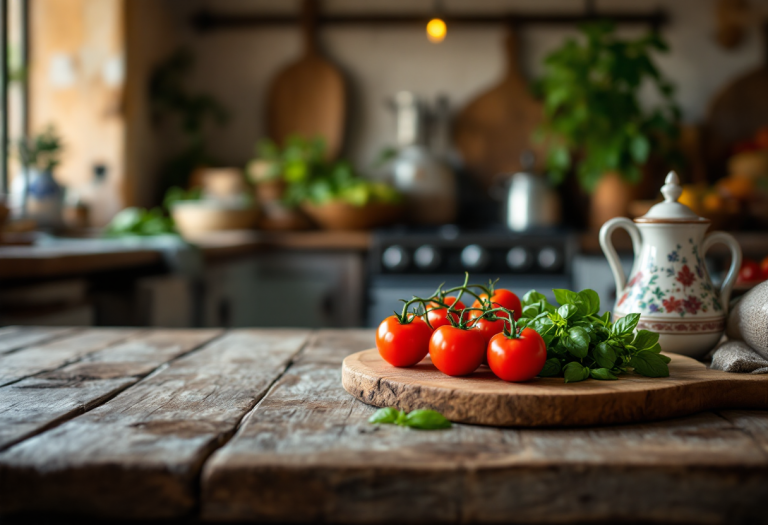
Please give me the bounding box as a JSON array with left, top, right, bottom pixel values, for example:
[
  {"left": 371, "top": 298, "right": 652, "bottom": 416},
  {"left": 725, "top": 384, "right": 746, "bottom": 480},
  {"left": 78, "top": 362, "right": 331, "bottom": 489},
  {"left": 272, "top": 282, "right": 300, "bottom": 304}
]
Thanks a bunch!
[{"left": 192, "top": 9, "right": 668, "bottom": 33}]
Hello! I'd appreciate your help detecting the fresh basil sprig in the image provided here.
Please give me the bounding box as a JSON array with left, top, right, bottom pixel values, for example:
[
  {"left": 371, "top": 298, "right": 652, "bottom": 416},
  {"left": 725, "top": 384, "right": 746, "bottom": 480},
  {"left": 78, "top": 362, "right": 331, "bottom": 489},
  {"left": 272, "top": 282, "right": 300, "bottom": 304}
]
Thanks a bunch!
[
  {"left": 519, "top": 288, "right": 670, "bottom": 383},
  {"left": 368, "top": 407, "right": 452, "bottom": 430}
]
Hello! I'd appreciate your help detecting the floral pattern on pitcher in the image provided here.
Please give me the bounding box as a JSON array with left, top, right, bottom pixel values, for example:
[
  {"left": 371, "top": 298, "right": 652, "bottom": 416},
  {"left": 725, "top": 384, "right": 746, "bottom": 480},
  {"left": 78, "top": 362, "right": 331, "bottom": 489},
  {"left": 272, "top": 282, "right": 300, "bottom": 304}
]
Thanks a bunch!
[{"left": 616, "top": 237, "right": 722, "bottom": 318}]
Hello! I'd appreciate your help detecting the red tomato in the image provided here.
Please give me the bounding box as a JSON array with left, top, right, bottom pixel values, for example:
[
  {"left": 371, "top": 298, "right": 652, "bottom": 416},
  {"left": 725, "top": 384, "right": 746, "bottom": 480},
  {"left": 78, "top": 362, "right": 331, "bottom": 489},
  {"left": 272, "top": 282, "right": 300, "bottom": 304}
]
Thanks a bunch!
[
  {"left": 738, "top": 259, "right": 762, "bottom": 283},
  {"left": 487, "top": 328, "right": 547, "bottom": 382},
  {"left": 468, "top": 313, "right": 506, "bottom": 344},
  {"left": 471, "top": 289, "right": 522, "bottom": 321},
  {"left": 424, "top": 296, "right": 466, "bottom": 330},
  {"left": 429, "top": 326, "right": 485, "bottom": 376},
  {"left": 761, "top": 256, "right": 768, "bottom": 280},
  {"left": 376, "top": 315, "right": 432, "bottom": 367}
]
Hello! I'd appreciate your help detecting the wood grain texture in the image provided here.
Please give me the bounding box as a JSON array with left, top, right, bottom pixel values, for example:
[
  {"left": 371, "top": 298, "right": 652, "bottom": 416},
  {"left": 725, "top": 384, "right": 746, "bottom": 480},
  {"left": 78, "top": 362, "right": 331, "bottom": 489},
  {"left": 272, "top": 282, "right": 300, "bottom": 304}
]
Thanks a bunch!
[
  {"left": 0, "top": 329, "right": 222, "bottom": 451},
  {"left": 343, "top": 349, "right": 768, "bottom": 427},
  {"left": 0, "top": 329, "right": 309, "bottom": 519},
  {"left": 0, "top": 326, "right": 78, "bottom": 355},
  {"left": 454, "top": 30, "right": 545, "bottom": 189},
  {"left": 202, "top": 329, "right": 768, "bottom": 524},
  {"left": 0, "top": 328, "right": 140, "bottom": 386},
  {"left": 267, "top": 0, "right": 345, "bottom": 159}
]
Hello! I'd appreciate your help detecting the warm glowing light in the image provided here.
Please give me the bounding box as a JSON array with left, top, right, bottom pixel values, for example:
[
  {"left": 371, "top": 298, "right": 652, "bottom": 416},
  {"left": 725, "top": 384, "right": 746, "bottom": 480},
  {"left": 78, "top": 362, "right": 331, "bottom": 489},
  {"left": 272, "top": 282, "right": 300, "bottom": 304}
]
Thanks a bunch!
[{"left": 426, "top": 18, "right": 447, "bottom": 43}]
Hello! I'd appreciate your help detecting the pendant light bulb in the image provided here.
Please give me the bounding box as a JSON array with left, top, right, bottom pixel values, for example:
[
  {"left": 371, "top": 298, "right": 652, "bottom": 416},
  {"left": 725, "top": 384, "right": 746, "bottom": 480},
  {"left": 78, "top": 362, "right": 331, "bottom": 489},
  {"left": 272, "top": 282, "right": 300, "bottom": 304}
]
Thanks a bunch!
[{"left": 426, "top": 18, "right": 447, "bottom": 43}]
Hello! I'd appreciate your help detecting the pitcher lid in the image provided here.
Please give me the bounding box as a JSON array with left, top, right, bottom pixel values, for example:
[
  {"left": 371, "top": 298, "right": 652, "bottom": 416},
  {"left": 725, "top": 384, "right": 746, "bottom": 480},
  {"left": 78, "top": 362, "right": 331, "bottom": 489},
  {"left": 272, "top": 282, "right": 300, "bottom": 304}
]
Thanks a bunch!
[{"left": 635, "top": 171, "right": 709, "bottom": 224}]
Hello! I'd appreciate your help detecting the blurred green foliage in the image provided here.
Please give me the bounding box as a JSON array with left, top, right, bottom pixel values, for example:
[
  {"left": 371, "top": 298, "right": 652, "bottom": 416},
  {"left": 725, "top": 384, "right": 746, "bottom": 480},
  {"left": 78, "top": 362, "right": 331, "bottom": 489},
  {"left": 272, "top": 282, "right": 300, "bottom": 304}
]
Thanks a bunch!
[
  {"left": 16, "top": 126, "right": 64, "bottom": 172},
  {"left": 250, "top": 136, "right": 402, "bottom": 208},
  {"left": 536, "top": 22, "right": 681, "bottom": 192}
]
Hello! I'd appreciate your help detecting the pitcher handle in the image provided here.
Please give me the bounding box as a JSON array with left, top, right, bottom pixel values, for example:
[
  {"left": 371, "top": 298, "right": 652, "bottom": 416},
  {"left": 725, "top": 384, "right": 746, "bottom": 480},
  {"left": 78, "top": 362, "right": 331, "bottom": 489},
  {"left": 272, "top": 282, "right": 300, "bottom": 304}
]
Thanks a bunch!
[
  {"left": 702, "top": 231, "right": 742, "bottom": 315},
  {"left": 599, "top": 217, "right": 642, "bottom": 294}
]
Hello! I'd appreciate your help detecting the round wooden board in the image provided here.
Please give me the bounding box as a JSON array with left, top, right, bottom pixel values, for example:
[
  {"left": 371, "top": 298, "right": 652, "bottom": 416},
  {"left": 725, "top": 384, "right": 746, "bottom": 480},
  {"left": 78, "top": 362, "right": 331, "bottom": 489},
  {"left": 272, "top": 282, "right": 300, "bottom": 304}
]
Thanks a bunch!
[{"left": 342, "top": 350, "right": 768, "bottom": 427}]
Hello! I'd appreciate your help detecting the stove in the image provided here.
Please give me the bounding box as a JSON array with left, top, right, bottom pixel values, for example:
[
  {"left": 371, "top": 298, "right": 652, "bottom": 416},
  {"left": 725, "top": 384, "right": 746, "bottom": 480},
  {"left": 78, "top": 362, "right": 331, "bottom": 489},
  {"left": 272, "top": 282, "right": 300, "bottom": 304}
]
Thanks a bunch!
[{"left": 366, "top": 225, "right": 578, "bottom": 326}]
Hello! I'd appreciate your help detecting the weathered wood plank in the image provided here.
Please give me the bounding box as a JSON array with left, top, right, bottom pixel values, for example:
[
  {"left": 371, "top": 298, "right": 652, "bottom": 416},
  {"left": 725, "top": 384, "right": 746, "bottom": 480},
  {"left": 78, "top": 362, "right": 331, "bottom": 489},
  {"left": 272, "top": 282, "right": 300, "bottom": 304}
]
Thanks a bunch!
[
  {"left": 0, "top": 329, "right": 222, "bottom": 451},
  {"left": 0, "top": 329, "right": 310, "bottom": 520},
  {"left": 0, "top": 328, "right": 140, "bottom": 386},
  {"left": 718, "top": 409, "right": 768, "bottom": 456},
  {"left": 202, "top": 329, "right": 768, "bottom": 524},
  {"left": 0, "top": 326, "right": 79, "bottom": 355}
]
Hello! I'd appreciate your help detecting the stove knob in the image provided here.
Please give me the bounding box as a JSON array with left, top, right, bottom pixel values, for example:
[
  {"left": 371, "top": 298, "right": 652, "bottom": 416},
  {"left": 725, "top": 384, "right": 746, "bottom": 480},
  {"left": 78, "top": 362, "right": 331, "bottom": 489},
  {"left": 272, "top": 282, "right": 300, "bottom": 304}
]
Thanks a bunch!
[
  {"left": 382, "top": 245, "right": 410, "bottom": 272},
  {"left": 461, "top": 244, "right": 489, "bottom": 271},
  {"left": 507, "top": 246, "right": 532, "bottom": 271},
  {"left": 414, "top": 245, "right": 441, "bottom": 270},
  {"left": 537, "top": 246, "right": 562, "bottom": 271}
]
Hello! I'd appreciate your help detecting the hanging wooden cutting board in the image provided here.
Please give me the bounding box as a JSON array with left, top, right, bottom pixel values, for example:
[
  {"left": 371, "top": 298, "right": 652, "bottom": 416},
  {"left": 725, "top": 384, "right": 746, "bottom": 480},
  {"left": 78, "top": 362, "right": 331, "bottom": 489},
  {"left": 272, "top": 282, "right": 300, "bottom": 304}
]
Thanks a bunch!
[
  {"left": 703, "top": 24, "right": 768, "bottom": 180},
  {"left": 453, "top": 29, "right": 546, "bottom": 190},
  {"left": 342, "top": 349, "right": 768, "bottom": 427},
  {"left": 267, "top": 0, "right": 345, "bottom": 159}
]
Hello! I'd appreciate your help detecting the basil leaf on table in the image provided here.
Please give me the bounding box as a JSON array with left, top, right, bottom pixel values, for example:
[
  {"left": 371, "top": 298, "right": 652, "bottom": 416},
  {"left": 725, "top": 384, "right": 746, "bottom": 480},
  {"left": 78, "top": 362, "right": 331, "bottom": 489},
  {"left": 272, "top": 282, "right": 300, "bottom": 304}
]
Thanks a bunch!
[
  {"left": 557, "top": 304, "right": 580, "bottom": 320},
  {"left": 522, "top": 290, "right": 548, "bottom": 307},
  {"left": 368, "top": 407, "right": 400, "bottom": 424},
  {"left": 369, "top": 407, "right": 452, "bottom": 430},
  {"left": 563, "top": 362, "right": 590, "bottom": 383},
  {"left": 630, "top": 351, "right": 670, "bottom": 378},
  {"left": 576, "top": 289, "right": 601, "bottom": 316},
  {"left": 404, "top": 409, "right": 452, "bottom": 430},
  {"left": 590, "top": 368, "right": 618, "bottom": 380}
]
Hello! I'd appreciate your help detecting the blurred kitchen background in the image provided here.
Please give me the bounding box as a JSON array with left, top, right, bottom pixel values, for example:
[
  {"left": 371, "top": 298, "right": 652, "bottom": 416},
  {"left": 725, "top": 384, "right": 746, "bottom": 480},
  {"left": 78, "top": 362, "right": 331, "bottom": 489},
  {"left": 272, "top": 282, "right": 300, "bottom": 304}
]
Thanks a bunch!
[{"left": 1, "top": 0, "right": 767, "bottom": 328}]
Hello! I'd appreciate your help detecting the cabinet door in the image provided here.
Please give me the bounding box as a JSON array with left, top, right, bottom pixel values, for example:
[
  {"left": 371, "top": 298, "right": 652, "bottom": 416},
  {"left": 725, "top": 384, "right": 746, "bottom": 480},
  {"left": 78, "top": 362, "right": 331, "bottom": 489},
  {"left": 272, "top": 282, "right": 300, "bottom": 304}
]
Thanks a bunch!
[{"left": 203, "top": 251, "right": 364, "bottom": 328}]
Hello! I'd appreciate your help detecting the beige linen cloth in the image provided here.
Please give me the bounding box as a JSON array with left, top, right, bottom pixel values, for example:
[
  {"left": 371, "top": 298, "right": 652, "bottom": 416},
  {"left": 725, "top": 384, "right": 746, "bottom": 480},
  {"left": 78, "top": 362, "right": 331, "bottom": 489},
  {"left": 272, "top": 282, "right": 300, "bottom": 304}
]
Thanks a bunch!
[{"left": 709, "top": 281, "right": 768, "bottom": 374}]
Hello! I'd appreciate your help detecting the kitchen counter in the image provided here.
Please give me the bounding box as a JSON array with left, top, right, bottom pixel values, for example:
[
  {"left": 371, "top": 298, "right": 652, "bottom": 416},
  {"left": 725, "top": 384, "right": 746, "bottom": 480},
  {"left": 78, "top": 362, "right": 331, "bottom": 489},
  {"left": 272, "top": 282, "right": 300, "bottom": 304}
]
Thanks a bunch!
[
  {"left": 0, "top": 230, "right": 372, "bottom": 280},
  {"left": 1, "top": 228, "right": 763, "bottom": 281},
  {"left": 1, "top": 327, "right": 766, "bottom": 523}
]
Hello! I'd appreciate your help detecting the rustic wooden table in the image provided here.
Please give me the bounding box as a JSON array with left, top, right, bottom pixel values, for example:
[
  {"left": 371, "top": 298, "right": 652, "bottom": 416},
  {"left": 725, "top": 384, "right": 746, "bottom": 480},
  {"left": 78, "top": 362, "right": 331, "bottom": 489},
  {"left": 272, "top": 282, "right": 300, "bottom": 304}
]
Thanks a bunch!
[{"left": 1, "top": 327, "right": 766, "bottom": 523}]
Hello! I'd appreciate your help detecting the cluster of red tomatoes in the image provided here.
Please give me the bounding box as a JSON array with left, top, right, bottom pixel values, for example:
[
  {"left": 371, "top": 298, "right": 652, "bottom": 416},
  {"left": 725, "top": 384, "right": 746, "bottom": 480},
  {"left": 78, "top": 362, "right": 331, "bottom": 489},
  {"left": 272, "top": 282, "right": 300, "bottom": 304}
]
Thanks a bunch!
[
  {"left": 737, "top": 256, "right": 768, "bottom": 284},
  {"left": 376, "top": 288, "right": 547, "bottom": 382}
]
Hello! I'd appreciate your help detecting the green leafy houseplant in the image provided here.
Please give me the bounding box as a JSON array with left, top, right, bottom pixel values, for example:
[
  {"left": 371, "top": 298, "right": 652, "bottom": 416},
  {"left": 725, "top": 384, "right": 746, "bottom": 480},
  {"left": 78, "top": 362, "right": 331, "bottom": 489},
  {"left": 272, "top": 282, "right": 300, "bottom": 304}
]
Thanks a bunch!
[
  {"left": 17, "top": 126, "right": 64, "bottom": 172},
  {"left": 537, "top": 22, "right": 681, "bottom": 192}
]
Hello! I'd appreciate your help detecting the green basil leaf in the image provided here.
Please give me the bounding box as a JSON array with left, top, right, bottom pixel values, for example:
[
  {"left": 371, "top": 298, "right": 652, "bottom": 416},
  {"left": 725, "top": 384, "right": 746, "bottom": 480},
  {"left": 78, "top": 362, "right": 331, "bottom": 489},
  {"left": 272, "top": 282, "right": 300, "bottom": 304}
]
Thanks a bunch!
[
  {"left": 523, "top": 290, "right": 547, "bottom": 307},
  {"left": 563, "top": 362, "right": 590, "bottom": 383},
  {"left": 403, "top": 409, "right": 452, "bottom": 430},
  {"left": 522, "top": 304, "right": 541, "bottom": 318},
  {"left": 600, "top": 311, "right": 612, "bottom": 325},
  {"left": 553, "top": 289, "right": 579, "bottom": 306},
  {"left": 576, "top": 289, "right": 601, "bottom": 316},
  {"left": 658, "top": 353, "right": 672, "bottom": 364},
  {"left": 590, "top": 368, "right": 618, "bottom": 380},
  {"left": 368, "top": 407, "right": 400, "bottom": 424},
  {"left": 612, "top": 313, "right": 640, "bottom": 336},
  {"left": 644, "top": 342, "right": 662, "bottom": 354},
  {"left": 539, "top": 358, "right": 562, "bottom": 377},
  {"left": 593, "top": 341, "right": 617, "bottom": 369},
  {"left": 630, "top": 350, "right": 670, "bottom": 378},
  {"left": 557, "top": 304, "right": 579, "bottom": 320},
  {"left": 532, "top": 316, "right": 555, "bottom": 335},
  {"left": 566, "top": 326, "right": 590, "bottom": 358},
  {"left": 633, "top": 330, "right": 659, "bottom": 351}
]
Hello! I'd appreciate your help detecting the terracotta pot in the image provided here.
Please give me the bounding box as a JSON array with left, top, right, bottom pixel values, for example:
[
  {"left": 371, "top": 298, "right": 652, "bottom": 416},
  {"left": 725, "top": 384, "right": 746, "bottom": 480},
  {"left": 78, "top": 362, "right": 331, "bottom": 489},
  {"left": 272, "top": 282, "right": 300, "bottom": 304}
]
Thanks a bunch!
[
  {"left": 589, "top": 172, "right": 634, "bottom": 230},
  {"left": 301, "top": 201, "right": 404, "bottom": 230}
]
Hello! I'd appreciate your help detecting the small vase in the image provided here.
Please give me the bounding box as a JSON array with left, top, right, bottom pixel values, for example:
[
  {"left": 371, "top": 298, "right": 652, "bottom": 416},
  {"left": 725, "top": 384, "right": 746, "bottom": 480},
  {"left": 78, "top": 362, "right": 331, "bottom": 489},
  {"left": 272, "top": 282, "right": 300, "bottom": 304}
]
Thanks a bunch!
[{"left": 11, "top": 168, "right": 64, "bottom": 229}]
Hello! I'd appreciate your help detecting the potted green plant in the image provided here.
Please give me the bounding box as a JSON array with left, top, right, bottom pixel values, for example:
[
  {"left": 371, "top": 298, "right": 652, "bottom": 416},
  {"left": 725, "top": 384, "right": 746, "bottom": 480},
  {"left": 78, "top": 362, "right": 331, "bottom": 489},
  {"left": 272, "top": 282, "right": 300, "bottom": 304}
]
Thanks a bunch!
[
  {"left": 12, "top": 126, "right": 65, "bottom": 229},
  {"left": 537, "top": 22, "right": 681, "bottom": 229}
]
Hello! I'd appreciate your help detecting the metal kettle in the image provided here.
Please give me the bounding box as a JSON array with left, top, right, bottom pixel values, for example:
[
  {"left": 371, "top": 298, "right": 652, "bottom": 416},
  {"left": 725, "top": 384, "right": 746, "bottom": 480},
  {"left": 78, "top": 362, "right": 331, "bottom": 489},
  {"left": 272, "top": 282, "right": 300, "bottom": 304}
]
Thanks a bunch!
[{"left": 503, "top": 151, "right": 560, "bottom": 231}]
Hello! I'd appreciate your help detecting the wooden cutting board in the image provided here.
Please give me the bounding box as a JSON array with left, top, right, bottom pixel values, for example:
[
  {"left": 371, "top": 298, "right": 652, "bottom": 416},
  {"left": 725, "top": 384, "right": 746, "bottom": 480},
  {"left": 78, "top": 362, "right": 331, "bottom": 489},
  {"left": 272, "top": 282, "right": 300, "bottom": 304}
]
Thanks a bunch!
[
  {"left": 267, "top": 0, "right": 345, "bottom": 159},
  {"left": 453, "top": 29, "right": 545, "bottom": 190},
  {"left": 342, "top": 349, "right": 768, "bottom": 427}
]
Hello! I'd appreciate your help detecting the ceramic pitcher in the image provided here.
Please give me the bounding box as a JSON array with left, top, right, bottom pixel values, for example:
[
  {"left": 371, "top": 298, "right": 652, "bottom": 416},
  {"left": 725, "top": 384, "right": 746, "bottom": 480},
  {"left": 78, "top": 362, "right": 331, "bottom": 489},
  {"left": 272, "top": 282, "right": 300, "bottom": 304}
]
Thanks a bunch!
[{"left": 599, "top": 171, "right": 742, "bottom": 358}]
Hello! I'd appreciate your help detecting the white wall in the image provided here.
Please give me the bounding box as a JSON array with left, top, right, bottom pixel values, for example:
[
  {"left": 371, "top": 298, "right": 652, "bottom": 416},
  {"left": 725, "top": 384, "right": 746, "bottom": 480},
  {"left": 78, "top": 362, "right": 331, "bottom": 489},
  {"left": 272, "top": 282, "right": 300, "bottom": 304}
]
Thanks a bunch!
[{"left": 148, "top": 0, "right": 768, "bottom": 180}]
